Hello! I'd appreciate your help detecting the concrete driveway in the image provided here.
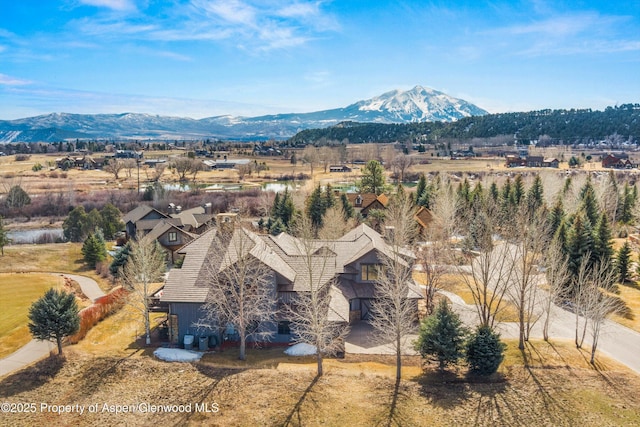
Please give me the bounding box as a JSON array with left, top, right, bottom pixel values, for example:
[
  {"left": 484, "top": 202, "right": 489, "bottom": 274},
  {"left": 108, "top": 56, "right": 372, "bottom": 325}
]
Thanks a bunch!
[{"left": 345, "top": 322, "right": 418, "bottom": 355}]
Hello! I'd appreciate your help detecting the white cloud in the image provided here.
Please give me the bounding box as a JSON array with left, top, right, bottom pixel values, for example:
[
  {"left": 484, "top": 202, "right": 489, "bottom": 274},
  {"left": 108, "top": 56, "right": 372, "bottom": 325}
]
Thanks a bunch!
[
  {"left": 78, "top": 0, "right": 136, "bottom": 12},
  {"left": 0, "top": 73, "right": 31, "bottom": 86}
]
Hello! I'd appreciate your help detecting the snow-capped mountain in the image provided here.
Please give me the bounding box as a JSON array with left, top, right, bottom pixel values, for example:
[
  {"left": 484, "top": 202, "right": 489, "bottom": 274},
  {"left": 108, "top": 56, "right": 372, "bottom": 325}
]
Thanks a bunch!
[
  {"left": 0, "top": 86, "right": 487, "bottom": 142},
  {"left": 347, "top": 86, "right": 488, "bottom": 122}
]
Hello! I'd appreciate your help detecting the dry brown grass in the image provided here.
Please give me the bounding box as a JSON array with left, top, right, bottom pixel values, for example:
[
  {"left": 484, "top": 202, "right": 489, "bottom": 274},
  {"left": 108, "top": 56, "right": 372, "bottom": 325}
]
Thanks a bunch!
[
  {"left": 610, "top": 282, "right": 640, "bottom": 332},
  {"left": 0, "top": 243, "right": 111, "bottom": 292},
  {"left": 1, "top": 338, "right": 639, "bottom": 426}
]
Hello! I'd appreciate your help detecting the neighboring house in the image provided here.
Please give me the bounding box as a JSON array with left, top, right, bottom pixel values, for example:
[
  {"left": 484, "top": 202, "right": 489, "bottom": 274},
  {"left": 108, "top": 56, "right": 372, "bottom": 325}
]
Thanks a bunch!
[
  {"left": 214, "top": 159, "right": 251, "bottom": 169},
  {"left": 344, "top": 193, "right": 389, "bottom": 218},
  {"left": 115, "top": 150, "right": 143, "bottom": 159},
  {"left": 505, "top": 155, "right": 525, "bottom": 168},
  {"left": 602, "top": 154, "right": 635, "bottom": 169},
  {"left": 414, "top": 206, "right": 434, "bottom": 235},
  {"left": 329, "top": 165, "right": 352, "bottom": 173},
  {"left": 543, "top": 158, "right": 560, "bottom": 168},
  {"left": 161, "top": 224, "right": 422, "bottom": 346},
  {"left": 123, "top": 204, "right": 215, "bottom": 240},
  {"left": 55, "top": 155, "right": 97, "bottom": 170},
  {"left": 123, "top": 205, "right": 170, "bottom": 240},
  {"left": 142, "top": 220, "right": 196, "bottom": 263},
  {"left": 526, "top": 156, "right": 544, "bottom": 168}
]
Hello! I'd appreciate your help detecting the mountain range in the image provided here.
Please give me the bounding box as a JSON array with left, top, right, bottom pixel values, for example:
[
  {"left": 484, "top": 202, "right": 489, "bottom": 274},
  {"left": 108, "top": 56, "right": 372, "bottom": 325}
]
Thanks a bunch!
[{"left": 0, "top": 86, "right": 488, "bottom": 142}]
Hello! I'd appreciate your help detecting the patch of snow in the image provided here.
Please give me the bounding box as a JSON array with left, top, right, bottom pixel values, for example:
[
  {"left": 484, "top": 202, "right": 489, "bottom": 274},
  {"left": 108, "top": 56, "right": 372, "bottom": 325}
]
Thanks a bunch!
[
  {"left": 153, "top": 347, "right": 203, "bottom": 362},
  {"left": 284, "top": 343, "right": 317, "bottom": 356}
]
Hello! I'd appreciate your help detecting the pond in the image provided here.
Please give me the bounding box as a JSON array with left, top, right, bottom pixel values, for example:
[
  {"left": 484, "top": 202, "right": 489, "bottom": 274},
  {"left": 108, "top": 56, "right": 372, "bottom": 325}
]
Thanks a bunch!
[{"left": 7, "top": 228, "right": 65, "bottom": 244}]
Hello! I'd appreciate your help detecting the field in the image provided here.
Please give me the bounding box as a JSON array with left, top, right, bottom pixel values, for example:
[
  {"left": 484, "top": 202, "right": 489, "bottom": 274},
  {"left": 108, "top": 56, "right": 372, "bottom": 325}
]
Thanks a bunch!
[
  {"left": 1, "top": 335, "right": 640, "bottom": 426},
  {"left": 0, "top": 273, "right": 64, "bottom": 358}
]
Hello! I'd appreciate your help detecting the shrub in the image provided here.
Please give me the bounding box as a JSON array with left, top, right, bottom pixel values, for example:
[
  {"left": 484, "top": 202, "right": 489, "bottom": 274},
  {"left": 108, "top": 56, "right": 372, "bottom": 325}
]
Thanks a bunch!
[
  {"left": 15, "top": 154, "right": 31, "bottom": 161},
  {"left": 67, "top": 287, "right": 127, "bottom": 344},
  {"left": 466, "top": 326, "right": 506, "bottom": 376}
]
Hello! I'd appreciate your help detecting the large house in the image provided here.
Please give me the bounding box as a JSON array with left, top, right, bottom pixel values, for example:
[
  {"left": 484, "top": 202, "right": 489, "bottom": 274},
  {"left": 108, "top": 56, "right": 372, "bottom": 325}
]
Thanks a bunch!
[
  {"left": 123, "top": 204, "right": 215, "bottom": 261},
  {"left": 602, "top": 154, "right": 635, "bottom": 169},
  {"left": 161, "top": 224, "right": 422, "bottom": 346}
]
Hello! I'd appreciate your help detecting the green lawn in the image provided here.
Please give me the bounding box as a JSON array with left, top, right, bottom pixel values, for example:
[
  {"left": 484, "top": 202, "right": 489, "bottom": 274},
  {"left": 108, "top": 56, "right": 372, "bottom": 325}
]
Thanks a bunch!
[{"left": 0, "top": 273, "right": 63, "bottom": 358}]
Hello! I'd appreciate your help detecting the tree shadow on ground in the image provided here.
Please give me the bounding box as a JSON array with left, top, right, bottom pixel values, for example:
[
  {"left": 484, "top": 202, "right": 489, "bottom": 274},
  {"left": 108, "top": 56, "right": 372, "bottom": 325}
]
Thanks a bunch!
[
  {"left": 0, "top": 353, "right": 65, "bottom": 398},
  {"left": 375, "top": 377, "right": 414, "bottom": 427},
  {"left": 520, "top": 344, "right": 573, "bottom": 425},
  {"left": 416, "top": 367, "right": 473, "bottom": 409},
  {"left": 281, "top": 373, "right": 320, "bottom": 427}
]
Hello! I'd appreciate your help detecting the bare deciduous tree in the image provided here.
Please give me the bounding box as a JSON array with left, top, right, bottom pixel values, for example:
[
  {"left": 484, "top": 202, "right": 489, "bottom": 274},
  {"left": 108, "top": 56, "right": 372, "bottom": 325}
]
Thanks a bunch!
[
  {"left": 370, "top": 192, "right": 420, "bottom": 380},
  {"left": 509, "top": 208, "right": 549, "bottom": 350},
  {"left": 391, "top": 154, "right": 413, "bottom": 183},
  {"left": 172, "top": 157, "right": 200, "bottom": 182},
  {"left": 123, "top": 159, "right": 137, "bottom": 179},
  {"left": 287, "top": 216, "right": 350, "bottom": 376},
  {"left": 200, "top": 226, "right": 277, "bottom": 360},
  {"left": 104, "top": 158, "right": 125, "bottom": 180},
  {"left": 301, "top": 146, "right": 319, "bottom": 176},
  {"left": 541, "top": 241, "right": 570, "bottom": 341},
  {"left": 120, "top": 238, "right": 167, "bottom": 346},
  {"left": 318, "top": 206, "right": 357, "bottom": 240},
  {"left": 416, "top": 229, "right": 449, "bottom": 316},
  {"left": 459, "top": 242, "right": 514, "bottom": 329},
  {"left": 578, "top": 260, "right": 619, "bottom": 364}
]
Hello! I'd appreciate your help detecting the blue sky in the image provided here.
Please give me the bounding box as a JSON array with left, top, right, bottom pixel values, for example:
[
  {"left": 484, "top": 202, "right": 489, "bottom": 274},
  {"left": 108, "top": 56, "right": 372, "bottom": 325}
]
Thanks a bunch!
[{"left": 1, "top": 0, "right": 639, "bottom": 119}]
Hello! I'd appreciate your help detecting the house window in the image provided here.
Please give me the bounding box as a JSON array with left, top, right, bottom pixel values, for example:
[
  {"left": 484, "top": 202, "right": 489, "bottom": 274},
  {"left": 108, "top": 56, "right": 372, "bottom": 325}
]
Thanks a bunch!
[
  {"left": 168, "top": 231, "right": 178, "bottom": 242},
  {"left": 361, "top": 264, "right": 379, "bottom": 281},
  {"left": 277, "top": 321, "right": 291, "bottom": 335}
]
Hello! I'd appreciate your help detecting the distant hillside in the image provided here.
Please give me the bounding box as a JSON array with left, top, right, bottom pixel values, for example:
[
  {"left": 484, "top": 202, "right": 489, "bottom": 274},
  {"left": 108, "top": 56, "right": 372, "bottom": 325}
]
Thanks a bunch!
[
  {"left": 288, "top": 104, "right": 640, "bottom": 145},
  {"left": 0, "top": 86, "right": 487, "bottom": 142}
]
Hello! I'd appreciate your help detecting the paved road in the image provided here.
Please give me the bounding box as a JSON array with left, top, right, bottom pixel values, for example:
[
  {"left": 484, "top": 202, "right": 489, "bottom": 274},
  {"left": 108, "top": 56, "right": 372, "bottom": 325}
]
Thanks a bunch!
[{"left": 0, "top": 273, "right": 105, "bottom": 378}]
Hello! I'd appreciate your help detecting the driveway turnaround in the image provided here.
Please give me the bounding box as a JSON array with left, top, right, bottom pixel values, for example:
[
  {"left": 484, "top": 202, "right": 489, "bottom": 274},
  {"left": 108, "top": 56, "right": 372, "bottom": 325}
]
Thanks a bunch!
[{"left": 0, "top": 273, "right": 105, "bottom": 378}]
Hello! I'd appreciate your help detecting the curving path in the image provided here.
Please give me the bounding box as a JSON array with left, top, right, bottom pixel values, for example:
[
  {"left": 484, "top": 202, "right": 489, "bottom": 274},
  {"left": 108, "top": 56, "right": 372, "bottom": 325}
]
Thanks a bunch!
[{"left": 0, "top": 273, "right": 105, "bottom": 378}]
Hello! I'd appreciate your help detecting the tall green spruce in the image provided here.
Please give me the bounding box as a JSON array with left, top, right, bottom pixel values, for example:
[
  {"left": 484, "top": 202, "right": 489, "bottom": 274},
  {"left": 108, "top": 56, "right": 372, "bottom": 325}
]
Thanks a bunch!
[
  {"left": 415, "top": 299, "right": 468, "bottom": 371},
  {"left": 28, "top": 288, "right": 80, "bottom": 356},
  {"left": 82, "top": 231, "right": 108, "bottom": 268},
  {"left": 466, "top": 325, "right": 506, "bottom": 376},
  {"left": 268, "top": 188, "right": 295, "bottom": 234},
  {"left": 616, "top": 241, "right": 632, "bottom": 283}
]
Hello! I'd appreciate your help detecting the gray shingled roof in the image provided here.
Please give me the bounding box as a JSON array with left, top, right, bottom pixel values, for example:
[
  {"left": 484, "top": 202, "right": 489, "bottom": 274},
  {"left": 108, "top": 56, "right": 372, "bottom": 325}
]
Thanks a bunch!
[
  {"left": 123, "top": 205, "right": 168, "bottom": 224},
  {"left": 161, "top": 228, "right": 217, "bottom": 303},
  {"left": 162, "top": 223, "right": 420, "bottom": 307}
]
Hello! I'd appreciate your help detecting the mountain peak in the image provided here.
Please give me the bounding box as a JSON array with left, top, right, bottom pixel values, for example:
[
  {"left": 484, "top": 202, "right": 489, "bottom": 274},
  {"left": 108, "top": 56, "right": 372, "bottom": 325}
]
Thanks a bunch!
[{"left": 351, "top": 86, "right": 487, "bottom": 122}]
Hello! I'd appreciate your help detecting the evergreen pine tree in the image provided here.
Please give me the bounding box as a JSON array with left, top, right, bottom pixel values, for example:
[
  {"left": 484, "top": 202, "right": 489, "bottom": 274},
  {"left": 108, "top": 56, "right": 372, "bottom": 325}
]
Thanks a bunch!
[
  {"left": 566, "top": 213, "right": 594, "bottom": 281},
  {"left": 416, "top": 174, "right": 427, "bottom": 206},
  {"left": 593, "top": 212, "right": 613, "bottom": 266},
  {"left": 511, "top": 174, "right": 525, "bottom": 205},
  {"left": 269, "top": 218, "right": 286, "bottom": 235},
  {"left": 579, "top": 176, "right": 599, "bottom": 226},
  {"left": 526, "top": 174, "right": 544, "bottom": 215},
  {"left": 110, "top": 242, "right": 132, "bottom": 277},
  {"left": 82, "top": 233, "right": 107, "bottom": 268},
  {"left": 466, "top": 325, "right": 506, "bottom": 376},
  {"left": 548, "top": 199, "right": 565, "bottom": 238},
  {"left": 28, "top": 288, "right": 80, "bottom": 355},
  {"left": 414, "top": 299, "right": 468, "bottom": 371},
  {"left": 63, "top": 206, "right": 89, "bottom": 242},
  {"left": 306, "top": 185, "right": 326, "bottom": 230},
  {"left": 617, "top": 241, "right": 632, "bottom": 283},
  {"left": 0, "top": 216, "right": 10, "bottom": 256},
  {"left": 100, "top": 203, "right": 123, "bottom": 240},
  {"left": 340, "top": 193, "right": 355, "bottom": 220},
  {"left": 489, "top": 182, "right": 499, "bottom": 202}
]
